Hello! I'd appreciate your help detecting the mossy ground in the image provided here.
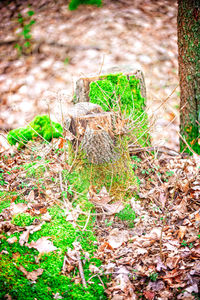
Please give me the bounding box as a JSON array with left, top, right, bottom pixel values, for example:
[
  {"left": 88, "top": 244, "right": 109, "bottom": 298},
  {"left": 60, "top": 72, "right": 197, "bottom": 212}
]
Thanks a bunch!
[
  {"left": 0, "top": 203, "right": 107, "bottom": 300},
  {"left": 0, "top": 148, "right": 108, "bottom": 299}
]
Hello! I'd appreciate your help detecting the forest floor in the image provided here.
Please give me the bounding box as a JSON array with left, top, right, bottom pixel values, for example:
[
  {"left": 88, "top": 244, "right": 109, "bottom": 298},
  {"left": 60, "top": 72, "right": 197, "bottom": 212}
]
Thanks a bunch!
[
  {"left": 0, "top": 0, "right": 179, "bottom": 150},
  {"left": 1, "top": 1, "right": 200, "bottom": 300},
  {"left": 0, "top": 138, "right": 200, "bottom": 299}
]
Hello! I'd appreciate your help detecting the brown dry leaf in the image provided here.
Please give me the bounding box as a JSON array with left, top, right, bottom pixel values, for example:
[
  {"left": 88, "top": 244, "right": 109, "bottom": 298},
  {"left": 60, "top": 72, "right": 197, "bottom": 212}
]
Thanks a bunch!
[
  {"left": 58, "top": 137, "right": 66, "bottom": 149},
  {"left": 7, "top": 236, "right": 18, "bottom": 244},
  {"left": 9, "top": 203, "right": 27, "bottom": 215},
  {"left": 166, "top": 256, "right": 180, "bottom": 269},
  {"left": 25, "top": 190, "right": 35, "bottom": 202},
  {"left": 19, "top": 230, "right": 30, "bottom": 246},
  {"left": 98, "top": 241, "right": 114, "bottom": 252},
  {"left": 66, "top": 204, "right": 81, "bottom": 224},
  {"left": 103, "top": 202, "right": 124, "bottom": 214},
  {"left": 29, "top": 222, "right": 45, "bottom": 234},
  {"left": 195, "top": 212, "right": 200, "bottom": 222},
  {"left": 89, "top": 186, "right": 112, "bottom": 206},
  {"left": 26, "top": 237, "right": 57, "bottom": 253},
  {"left": 89, "top": 264, "right": 100, "bottom": 274},
  {"left": 159, "top": 189, "right": 166, "bottom": 208},
  {"left": 177, "top": 226, "right": 187, "bottom": 240},
  {"left": 143, "top": 290, "right": 155, "bottom": 300},
  {"left": 41, "top": 212, "right": 52, "bottom": 222},
  {"left": 113, "top": 273, "right": 134, "bottom": 294},
  {"left": 108, "top": 228, "right": 129, "bottom": 249},
  {"left": 18, "top": 265, "right": 43, "bottom": 281}
]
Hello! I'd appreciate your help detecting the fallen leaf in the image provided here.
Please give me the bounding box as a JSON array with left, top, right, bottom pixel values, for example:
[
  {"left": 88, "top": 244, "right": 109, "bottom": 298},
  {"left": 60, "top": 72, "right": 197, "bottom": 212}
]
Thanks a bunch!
[
  {"left": 177, "top": 226, "right": 187, "bottom": 240},
  {"left": 19, "top": 230, "right": 30, "bottom": 246},
  {"left": 7, "top": 236, "right": 18, "bottom": 244},
  {"left": 18, "top": 265, "right": 43, "bottom": 281},
  {"left": 195, "top": 212, "right": 200, "bottom": 222},
  {"left": 89, "top": 186, "right": 112, "bottom": 206},
  {"left": 143, "top": 290, "right": 155, "bottom": 300},
  {"left": 41, "top": 212, "right": 52, "bottom": 222},
  {"left": 25, "top": 190, "right": 35, "bottom": 202},
  {"left": 103, "top": 202, "right": 124, "bottom": 214},
  {"left": 98, "top": 241, "right": 114, "bottom": 252},
  {"left": 26, "top": 237, "right": 57, "bottom": 253},
  {"left": 108, "top": 229, "right": 129, "bottom": 249},
  {"left": 166, "top": 256, "right": 180, "bottom": 269},
  {"left": 6, "top": 203, "right": 27, "bottom": 215},
  {"left": 89, "top": 264, "right": 100, "bottom": 274}
]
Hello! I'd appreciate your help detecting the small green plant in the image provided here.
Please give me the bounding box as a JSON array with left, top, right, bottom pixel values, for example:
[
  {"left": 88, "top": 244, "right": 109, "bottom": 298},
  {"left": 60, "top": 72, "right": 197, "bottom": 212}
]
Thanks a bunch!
[
  {"left": 0, "top": 170, "right": 7, "bottom": 186},
  {"left": 68, "top": 0, "right": 102, "bottom": 10},
  {"left": 181, "top": 240, "right": 188, "bottom": 247},
  {"left": 104, "top": 219, "right": 113, "bottom": 227},
  {"left": 116, "top": 204, "right": 136, "bottom": 228},
  {"left": 7, "top": 115, "right": 63, "bottom": 149},
  {"left": 149, "top": 272, "right": 158, "bottom": 282},
  {"left": 15, "top": 9, "right": 36, "bottom": 55}
]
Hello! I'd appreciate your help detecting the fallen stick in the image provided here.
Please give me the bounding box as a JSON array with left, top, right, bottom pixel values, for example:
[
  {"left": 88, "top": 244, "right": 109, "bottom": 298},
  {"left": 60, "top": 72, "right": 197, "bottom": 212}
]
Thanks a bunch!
[
  {"left": 73, "top": 244, "right": 87, "bottom": 288},
  {"left": 128, "top": 145, "right": 180, "bottom": 156}
]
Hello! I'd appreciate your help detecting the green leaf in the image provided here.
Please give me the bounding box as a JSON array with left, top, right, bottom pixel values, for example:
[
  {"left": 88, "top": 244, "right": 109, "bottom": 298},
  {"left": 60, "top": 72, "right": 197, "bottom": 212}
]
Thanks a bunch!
[
  {"left": 29, "top": 20, "right": 36, "bottom": 26},
  {"left": 24, "top": 41, "right": 30, "bottom": 48},
  {"left": 24, "top": 33, "right": 32, "bottom": 40},
  {"left": 27, "top": 10, "right": 35, "bottom": 16},
  {"left": 18, "top": 17, "right": 24, "bottom": 24}
]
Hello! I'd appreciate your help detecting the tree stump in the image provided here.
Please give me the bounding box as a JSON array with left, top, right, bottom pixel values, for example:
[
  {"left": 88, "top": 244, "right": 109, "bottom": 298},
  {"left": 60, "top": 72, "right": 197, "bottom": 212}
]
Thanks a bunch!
[
  {"left": 73, "top": 68, "right": 150, "bottom": 149},
  {"left": 66, "top": 102, "right": 121, "bottom": 164},
  {"left": 75, "top": 69, "right": 146, "bottom": 103}
]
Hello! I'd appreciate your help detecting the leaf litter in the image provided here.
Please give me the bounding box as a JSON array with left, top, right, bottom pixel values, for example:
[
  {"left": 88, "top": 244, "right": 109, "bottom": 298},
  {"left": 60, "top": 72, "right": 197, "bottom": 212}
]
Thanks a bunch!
[{"left": 1, "top": 143, "right": 200, "bottom": 299}]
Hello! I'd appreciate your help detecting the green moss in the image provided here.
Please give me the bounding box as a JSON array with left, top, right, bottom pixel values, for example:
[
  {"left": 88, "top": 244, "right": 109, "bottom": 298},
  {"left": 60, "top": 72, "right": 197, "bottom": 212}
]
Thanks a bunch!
[
  {"left": 0, "top": 205, "right": 107, "bottom": 299},
  {"left": 68, "top": 0, "right": 102, "bottom": 10},
  {"left": 7, "top": 127, "right": 33, "bottom": 148},
  {"left": 29, "top": 115, "right": 63, "bottom": 141},
  {"left": 7, "top": 115, "right": 63, "bottom": 148},
  {"left": 12, "top": 213, "right": 37, "bottom": 227},
  {"left": 89, "top": 73, "right": 150, "bottom": 147}
]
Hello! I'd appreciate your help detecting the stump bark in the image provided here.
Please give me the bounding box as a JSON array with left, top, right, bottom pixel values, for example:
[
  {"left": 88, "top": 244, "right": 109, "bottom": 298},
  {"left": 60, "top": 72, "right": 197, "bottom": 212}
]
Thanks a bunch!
[{"left": 66, "top": 102, "right": 121, "bottom": 164}]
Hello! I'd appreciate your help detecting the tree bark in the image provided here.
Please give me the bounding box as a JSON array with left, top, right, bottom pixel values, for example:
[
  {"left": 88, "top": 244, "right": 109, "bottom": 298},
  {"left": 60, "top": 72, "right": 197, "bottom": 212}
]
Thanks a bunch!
[
  {"left": 66, "top": 102, "right": 121, "bottom": 164},
  {"left": 177, "top": 0, "right": 200, "bottom": 154}
]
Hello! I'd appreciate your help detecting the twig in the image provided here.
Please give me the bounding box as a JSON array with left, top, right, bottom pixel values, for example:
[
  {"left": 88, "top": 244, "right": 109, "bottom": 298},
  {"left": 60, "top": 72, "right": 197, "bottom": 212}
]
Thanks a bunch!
[
  {"left": 178, "top": 132, "right": 198, "bottom": 156},
  {"left": 82, "top": 210, "right": 91, "bottom": 231},
  {"left": 129, "top": 145, "right": 180, "bottom": 156},
  {"left": 73, "top": 245, "right": 87, "bottom": 288}
]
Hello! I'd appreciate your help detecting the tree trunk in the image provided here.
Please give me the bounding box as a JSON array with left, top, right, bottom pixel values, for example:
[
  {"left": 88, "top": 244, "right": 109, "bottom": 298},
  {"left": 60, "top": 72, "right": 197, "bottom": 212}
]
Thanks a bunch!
[{"left": 177, "top": 0, "right": 200, "bottom": 154}]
